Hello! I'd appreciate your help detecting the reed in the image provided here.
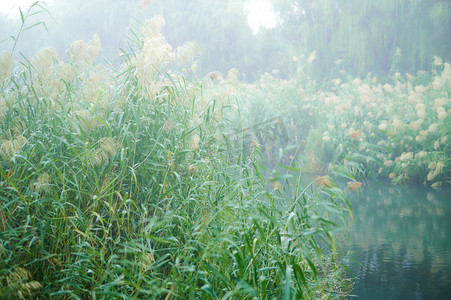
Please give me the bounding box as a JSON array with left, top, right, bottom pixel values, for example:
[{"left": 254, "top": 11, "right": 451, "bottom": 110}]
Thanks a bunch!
[
  {"left": 0, "top": 7, "right": 350, "bottom": 299},
  {"left": 235, "top": 53, "right": 450, "bottom": 186}
]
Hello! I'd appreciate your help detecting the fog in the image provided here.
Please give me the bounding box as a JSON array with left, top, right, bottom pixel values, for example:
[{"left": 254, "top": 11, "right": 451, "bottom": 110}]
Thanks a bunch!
[
  {"left": 2, "top": 0, "right": 449, "bottom": 82},
  {"left": 1, "top": 1, "right": 450, "bottom": 298}
]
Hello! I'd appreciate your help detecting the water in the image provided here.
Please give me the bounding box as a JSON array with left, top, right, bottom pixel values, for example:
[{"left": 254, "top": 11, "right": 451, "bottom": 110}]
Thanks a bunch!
[{"left": 343, "top": 183, "right": 451, "bottom": 300}]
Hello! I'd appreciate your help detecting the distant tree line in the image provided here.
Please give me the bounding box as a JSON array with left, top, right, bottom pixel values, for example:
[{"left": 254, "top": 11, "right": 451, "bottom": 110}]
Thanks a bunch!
[
  {"left": 0, "top": 0, "right": 449, "bottom": 82},
  {"left": 268, "top": 0, "right": 451, "bottom": 79}
]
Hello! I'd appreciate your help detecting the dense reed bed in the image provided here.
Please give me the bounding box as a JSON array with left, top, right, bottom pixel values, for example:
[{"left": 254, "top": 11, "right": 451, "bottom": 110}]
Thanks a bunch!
[
  {"left": 234, "top": 54, "right": 450, "bottom": 187},
  {"left": 0, "top": 11, "right": 351, "bottom": 299}
]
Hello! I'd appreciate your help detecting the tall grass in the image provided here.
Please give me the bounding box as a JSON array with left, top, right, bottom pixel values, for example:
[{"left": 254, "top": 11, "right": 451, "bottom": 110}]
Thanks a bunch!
[
  {"left": 233, "top": 54, "right": 450, "bottom": 187},
  {"left": 0, "top": 9, "right": 351, "bottom": 299}
]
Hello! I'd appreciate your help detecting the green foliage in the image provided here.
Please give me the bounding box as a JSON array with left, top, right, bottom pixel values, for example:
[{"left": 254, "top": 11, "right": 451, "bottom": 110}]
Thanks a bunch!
[
  {"left": 269, "top": 0, "right": 451, "bottom": 79},
  {"left": 233, "top": 54, "right": 451, "bottom": 186},
  {"left": 0, "top": 11, "right": 351, "bottom": 299},
  {"left": 2, "top": 0, "right": 448, "bottom": 83}
]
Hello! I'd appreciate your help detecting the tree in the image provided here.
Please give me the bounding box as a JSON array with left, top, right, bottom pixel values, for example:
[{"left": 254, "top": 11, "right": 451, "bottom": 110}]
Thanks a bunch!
[{"left": 269, "top": 0, "right": 451, "bottom": 78}]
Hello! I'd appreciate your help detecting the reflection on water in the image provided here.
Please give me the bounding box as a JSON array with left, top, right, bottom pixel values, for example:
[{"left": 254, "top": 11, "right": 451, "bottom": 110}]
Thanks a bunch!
[{"left": 343, "top": 183, "right": 451, "bottom": 299}]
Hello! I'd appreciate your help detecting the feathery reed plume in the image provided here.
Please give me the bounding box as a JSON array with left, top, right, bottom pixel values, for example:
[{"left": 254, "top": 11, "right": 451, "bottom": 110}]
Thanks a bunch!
[
  {"left": 5, "top": 267, "right": 42, "bottom": 299},
  {"left": 0, "top": 135, "right": 28, "bottom": 158},
  {"left": 434, "top": 97, "right": 447, "bottom": 108},
  {"left": 250, "top": 139, "right": 259, "bottom": 148},
  {"left": 428, "top": 123, "right": 438, "bottom": 133},
  {"left": 67, "top": 34, "right": 102, "bottom": 66},
  {"left": 189, "top": 133, "right": 200, "bottom": 151},
  {"left": 176, "top": 41, "right": 201, "bottom": 65},
  {"left": 316, "top": 175, "right": 332, "bottom": 187},
  {"left": 31, "top": 172, "right": 51, "bottom": 193},
  {"left": 67, "top": 40, "right": 87, "bottom": 62},
  {"left": 31, "top": 47, "right": 58, "bottom": 73},
  {"left": 133, "top": 16, "right": 173, "bottom": 74},
  {"left": 91, "top": 137, "right": 120, "bottom": 166},
  {"left": 409, "top": 119, "right": 423, "bottom": 130},
  {"left": 349, "top": 129, "right": 362, "bottom": 139},
  {"left": 0, "top": 51, "right": 13, "bottom": 81},
  {"left": 138, "top": 0, "right": 153, "bottom": 10},
  {"left": 347, "top": 181, "right": 362, "bottom": 191},
  {"left": 322, "top": 135, "right": 331, "bottom": 142},
  {"left": 433, "top": 56, "right": 443, "bottom": 66},
  {"left": 0, "top": 99, "right": 7, "bottom": 119},
  {"left": 272, "top": 181, "right": 282, "bottom": 190},
  {"left": 131, "top": 16, "right": 178, "bottom": 99},
  {"left": 162, "top": 119, "right": 176, "bottom": 132},
  {"left": 437, "top": 107, "right": 446, "bottom": 121},
  {"left": 307, "top": 50, "right": 317, "bottom": 64},
  {"left": 226, "top": 68, "right": 240, "bottom": 84},
  {"left": 56, "top": 61, "right": 78, "bottom": 83},
  {"left": 81, "top": 66, "right": 113, "bottom": 109}
]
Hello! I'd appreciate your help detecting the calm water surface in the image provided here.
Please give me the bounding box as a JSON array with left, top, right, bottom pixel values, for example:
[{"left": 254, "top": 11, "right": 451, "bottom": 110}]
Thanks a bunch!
[{"left": 343, "top": 183, "right": 451, "bottom": 300}]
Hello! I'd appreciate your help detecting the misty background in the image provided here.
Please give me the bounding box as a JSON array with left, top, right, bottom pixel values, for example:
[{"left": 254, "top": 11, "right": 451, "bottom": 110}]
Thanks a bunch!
[{"left": 1, "top": 0, "right": 450, "bottom": 82}]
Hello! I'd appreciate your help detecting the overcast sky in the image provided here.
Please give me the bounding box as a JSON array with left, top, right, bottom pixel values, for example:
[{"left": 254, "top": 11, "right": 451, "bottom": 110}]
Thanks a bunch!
[
  {"left": 0, "top": 0, "right": 277, "bottom": 34},
  {"left": 0, "top": 0, "right": 54, "bottom": 17}
]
